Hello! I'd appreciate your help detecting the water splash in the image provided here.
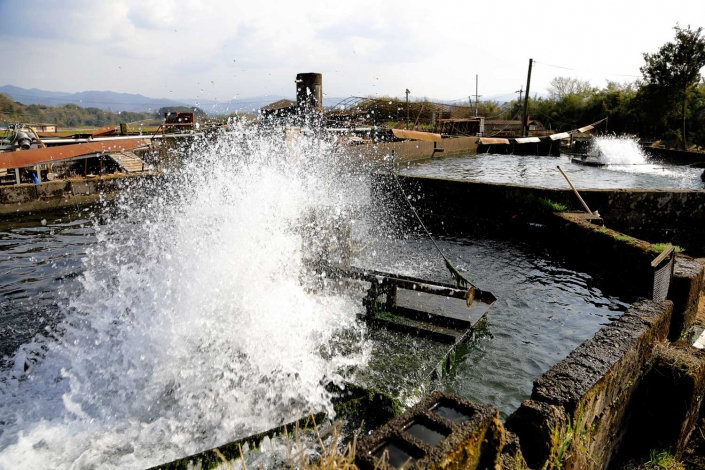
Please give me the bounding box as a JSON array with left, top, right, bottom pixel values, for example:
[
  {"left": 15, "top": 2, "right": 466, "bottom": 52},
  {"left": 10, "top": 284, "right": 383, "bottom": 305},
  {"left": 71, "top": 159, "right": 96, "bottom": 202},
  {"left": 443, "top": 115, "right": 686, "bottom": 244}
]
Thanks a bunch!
[
  {"left": 589, "top": 135, "right": 648, "bottom": 165},
  {"left": 589, "top": 135, "right": 682, "bottom": 178},
  {"left": 0, "top": 122, "right": 372, "bottom": 469}
]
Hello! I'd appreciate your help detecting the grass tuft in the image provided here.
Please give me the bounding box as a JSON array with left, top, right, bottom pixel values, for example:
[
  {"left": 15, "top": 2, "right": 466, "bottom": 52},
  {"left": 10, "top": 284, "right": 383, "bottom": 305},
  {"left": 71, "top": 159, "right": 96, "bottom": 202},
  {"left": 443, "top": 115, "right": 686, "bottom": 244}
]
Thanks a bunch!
[
  {"left": 650, "top": 243, "right": 684, "bottom": 254},
  {"left": 540, "top": 198, "right": 569, "bottom": 213}
]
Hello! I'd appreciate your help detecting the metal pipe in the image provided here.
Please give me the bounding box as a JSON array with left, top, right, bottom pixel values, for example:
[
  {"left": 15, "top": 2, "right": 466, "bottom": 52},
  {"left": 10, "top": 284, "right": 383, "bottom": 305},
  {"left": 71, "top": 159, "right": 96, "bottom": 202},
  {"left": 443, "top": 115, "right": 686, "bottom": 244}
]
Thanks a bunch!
[
  {"left": 557, "top": 165, "right": 592, "bottom": 215},
  {"left": 40, "top": 134, "right": 197, "bottom": 145}
]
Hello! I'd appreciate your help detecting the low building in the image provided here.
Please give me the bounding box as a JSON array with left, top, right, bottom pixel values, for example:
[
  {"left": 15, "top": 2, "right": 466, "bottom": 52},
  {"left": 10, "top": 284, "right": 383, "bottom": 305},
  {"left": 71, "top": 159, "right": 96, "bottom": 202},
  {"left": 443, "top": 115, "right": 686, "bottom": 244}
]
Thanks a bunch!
[
  {"left": 484, "top": 119, "right": 544, "bottom": 133},
  {"left": 28, "top": 123, "right": 57, "bottom": 133}
]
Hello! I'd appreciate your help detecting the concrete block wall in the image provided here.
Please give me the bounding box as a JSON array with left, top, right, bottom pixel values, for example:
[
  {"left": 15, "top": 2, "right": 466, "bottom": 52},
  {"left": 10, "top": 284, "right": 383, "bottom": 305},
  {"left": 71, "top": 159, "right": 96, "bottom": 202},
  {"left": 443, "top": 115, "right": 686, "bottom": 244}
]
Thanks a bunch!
[{"left": 0, "top": 174, "right": 147, "bottom": 216}]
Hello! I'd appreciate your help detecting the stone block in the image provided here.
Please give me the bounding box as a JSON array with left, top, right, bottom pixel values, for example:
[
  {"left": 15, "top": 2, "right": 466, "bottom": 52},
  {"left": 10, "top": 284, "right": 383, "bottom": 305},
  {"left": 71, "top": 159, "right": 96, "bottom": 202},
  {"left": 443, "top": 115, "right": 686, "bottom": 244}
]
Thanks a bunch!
[{"left": 355, "top": 391, "right": 505, "bottom": 470}]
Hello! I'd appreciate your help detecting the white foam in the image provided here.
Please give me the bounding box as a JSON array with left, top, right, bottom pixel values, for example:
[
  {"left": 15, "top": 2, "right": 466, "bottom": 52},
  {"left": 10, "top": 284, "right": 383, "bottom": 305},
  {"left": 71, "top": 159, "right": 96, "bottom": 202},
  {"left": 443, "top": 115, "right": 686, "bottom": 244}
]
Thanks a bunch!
[{"left": 590, "top": 135, "right": 680, "bottom": 177}]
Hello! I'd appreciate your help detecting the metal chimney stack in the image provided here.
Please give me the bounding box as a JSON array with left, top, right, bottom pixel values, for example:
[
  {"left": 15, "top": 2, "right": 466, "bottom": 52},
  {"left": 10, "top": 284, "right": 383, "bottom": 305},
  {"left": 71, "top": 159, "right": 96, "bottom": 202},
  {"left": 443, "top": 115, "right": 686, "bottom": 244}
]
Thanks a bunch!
[{"left": 295, "top": 73, "right": 323, "bottom": 111}]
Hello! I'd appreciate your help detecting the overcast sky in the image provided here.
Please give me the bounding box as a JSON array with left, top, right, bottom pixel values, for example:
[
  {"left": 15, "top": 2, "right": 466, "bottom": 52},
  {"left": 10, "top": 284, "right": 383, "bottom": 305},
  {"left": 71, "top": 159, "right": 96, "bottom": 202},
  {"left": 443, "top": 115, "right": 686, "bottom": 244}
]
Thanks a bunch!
[{"left": 0, "top": 0, "right": 703, "bottom": 104}]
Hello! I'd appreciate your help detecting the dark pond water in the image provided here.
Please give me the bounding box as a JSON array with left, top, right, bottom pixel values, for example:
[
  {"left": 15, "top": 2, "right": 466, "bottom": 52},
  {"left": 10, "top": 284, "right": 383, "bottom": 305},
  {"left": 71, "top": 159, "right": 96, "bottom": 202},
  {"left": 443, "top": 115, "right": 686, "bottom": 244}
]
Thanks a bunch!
[
  {"left": 0, "top": 212, "right": 93, "bottom": 360},
  {"left": 0, "top": 211, "right": 627, "bottom": 426},
  {"left": 351, "top": 233, "right": 629, "bottom": 418}
]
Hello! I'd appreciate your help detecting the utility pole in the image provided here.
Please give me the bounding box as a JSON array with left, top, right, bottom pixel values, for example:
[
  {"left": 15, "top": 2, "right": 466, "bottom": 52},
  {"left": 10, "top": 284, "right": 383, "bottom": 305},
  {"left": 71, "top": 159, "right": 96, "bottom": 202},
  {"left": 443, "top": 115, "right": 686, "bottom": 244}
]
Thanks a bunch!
[
  {"left": 405, "top": 89, "right": 410, "bottom": 130},
  {"left": 473, "top": 74, "right": 481, "bottom": 117},
  {"left": 522, "top": 58, "right": 533, "bottom": 137},
  {"left": 515, "top": 86, "right": 523, "bottom": 110}
]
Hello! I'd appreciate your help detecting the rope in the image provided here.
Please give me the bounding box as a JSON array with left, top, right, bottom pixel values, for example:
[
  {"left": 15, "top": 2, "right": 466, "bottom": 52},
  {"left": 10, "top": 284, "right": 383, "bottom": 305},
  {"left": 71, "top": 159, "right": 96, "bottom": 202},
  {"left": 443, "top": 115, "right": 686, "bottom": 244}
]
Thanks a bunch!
[{"left": 389, "top": 156, "right": 473, "bottom": 289}]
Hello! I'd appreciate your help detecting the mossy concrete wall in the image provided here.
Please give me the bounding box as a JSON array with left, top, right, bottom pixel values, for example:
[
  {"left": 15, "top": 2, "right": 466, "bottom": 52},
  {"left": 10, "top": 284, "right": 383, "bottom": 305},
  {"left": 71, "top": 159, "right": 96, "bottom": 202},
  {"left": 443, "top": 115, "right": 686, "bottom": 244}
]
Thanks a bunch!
[
  {"left": 380, "top": 175, "right": 705, "bottom": 256},
  {"left": 506, "top": 300, "right": 673, "bottom": 470},
  {"left": 353, "top": 137, "right": 477, "bottom": 164},
  {"left": 0, "top": 174, "right": 148, "bottom": 217},
  {"left": 547, "top": 213, "right": 705, "bottom": 341}
]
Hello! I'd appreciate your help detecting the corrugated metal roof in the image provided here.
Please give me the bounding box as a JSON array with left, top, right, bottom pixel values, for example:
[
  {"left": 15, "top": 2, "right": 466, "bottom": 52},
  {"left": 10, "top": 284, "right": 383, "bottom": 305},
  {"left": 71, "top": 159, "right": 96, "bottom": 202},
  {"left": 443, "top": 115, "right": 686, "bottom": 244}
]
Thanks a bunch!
[
  {"left": 261, "top": 99, "right": 297, "bottom": 110},
  {"left": 0, "top": 139, "right": 148, "bottom": 169}
]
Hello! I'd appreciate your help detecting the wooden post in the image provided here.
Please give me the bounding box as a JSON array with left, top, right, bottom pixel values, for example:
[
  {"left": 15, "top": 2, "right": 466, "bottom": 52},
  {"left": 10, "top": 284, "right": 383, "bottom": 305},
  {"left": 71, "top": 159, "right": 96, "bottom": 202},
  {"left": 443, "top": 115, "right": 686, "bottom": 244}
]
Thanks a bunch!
[
  {"left": 35, "top": 165, "right": 41, "bottom": 183},
  {"left": 14, "top": 168, "right": 20, "bottom": 185},
  {"left": 557, "top": 165, "right": 593, "bottom": 215}
]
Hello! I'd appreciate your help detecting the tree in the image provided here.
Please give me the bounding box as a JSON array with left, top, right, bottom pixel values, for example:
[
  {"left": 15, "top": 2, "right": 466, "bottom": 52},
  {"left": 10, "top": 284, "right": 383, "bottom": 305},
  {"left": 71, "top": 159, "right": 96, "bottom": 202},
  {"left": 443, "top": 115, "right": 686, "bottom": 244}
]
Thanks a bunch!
[
  {"left": 641, "top": 24, "right": 705, "bottom": 149},
  {"left": 547, "top": 77, "right": 594, "bottom": 100}
]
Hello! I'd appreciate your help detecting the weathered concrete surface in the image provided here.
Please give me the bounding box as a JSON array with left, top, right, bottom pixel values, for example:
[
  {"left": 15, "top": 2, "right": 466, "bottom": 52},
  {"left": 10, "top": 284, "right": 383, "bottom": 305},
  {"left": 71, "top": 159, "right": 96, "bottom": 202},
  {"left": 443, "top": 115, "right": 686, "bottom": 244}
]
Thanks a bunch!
[
  {"left": 669, "top": 256, "right": 705, "bottom": 341},
  {"left": 548, "top": 212, "right": 658, "bottom": 300},
  {"left": 0, "top": 174, "right": 148, "bottom": 217},
  {"left": 356, "top": 391, "right": 504, "bottom": 470},
  {"left": 352, "top": 136, "right": 478, "bottom": 165},
  {"left": 618, "top": 342, "right": 705, "bottom": 460},
  {"left": 507, "top": 300, "right": 673, "bottom": 470},
  {"left": 379, "top": 175, "right": 705, "bottom": 256},
  {"left": 682, "top": 416, "right": 705, "bottom": 470},
  {"left": 505, "top": 400, "right": 565, "bottom": 469},
  {"left": 499, "top": 431, "right": 529, "bottom": 470},
  {"left": 643, "top": 146, "right": 705, "bottom": 164}
]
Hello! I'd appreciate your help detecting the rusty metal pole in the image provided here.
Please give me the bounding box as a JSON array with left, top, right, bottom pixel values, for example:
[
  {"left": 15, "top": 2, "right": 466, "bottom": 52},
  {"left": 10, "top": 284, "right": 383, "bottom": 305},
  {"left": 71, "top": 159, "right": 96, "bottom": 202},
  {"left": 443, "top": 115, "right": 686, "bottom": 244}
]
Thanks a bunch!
[{"left": 522, "top": 59, "right": 533, "bottom": 137}]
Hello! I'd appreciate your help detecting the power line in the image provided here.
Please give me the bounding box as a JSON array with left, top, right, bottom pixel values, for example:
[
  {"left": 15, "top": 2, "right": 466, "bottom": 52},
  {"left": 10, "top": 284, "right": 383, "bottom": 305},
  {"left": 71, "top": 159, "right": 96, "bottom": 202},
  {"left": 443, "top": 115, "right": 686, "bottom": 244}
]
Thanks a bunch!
[{"left": 534, "top": 60, "right": 641, "bottom": 79}]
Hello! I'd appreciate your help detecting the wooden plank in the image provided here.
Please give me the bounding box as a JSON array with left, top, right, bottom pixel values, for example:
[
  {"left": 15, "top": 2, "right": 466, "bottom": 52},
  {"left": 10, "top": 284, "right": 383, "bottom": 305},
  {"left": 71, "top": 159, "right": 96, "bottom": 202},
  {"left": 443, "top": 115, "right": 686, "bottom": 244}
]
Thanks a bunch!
[
  {"left": 396, "top": 288, "right": 490, "bottom": 326},
  {"left": 651, "top": 245, "right": 674, "bottom": 267},
  {"left": 392, "top": 129, "right": 442, "bottom": 143},
  {"left": 479, "top": 137, "right": 510, "bottom": 145}
]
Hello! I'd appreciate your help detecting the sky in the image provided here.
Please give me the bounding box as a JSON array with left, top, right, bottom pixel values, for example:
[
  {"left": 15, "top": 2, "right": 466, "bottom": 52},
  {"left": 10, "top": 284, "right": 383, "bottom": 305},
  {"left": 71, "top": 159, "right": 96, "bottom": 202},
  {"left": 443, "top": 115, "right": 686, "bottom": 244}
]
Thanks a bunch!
[{"left": 0, "top": 0, "right": 704, "bottom": 104}]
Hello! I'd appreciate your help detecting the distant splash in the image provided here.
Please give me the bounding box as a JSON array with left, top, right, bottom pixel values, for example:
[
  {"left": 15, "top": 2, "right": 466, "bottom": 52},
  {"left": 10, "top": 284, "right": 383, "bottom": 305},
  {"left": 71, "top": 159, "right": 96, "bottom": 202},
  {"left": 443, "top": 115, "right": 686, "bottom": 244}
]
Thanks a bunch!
[
  {"left": 589, "top": 135, "right": 648, "bottom": 165},
  {"left": 0, "top": 123, "right": 374, "bottom": 469},
  {"left": 589, "top": 135, "right": 682, "bottom": 177}
]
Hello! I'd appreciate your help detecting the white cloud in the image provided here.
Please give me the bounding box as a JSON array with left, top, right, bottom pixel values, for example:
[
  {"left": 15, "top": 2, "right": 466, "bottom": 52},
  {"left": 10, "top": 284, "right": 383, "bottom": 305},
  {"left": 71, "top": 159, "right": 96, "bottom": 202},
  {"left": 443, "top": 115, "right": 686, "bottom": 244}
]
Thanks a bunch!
[{"left": 0, "top": 0, "right": 703, "bottom": 103}]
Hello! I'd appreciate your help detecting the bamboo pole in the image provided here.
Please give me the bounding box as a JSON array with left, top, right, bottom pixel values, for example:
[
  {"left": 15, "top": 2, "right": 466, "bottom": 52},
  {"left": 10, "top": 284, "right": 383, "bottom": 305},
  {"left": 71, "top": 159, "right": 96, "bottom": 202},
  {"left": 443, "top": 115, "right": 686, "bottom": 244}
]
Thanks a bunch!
[{"left": 557, "top": 165, "right": 593, "bottom": 215}]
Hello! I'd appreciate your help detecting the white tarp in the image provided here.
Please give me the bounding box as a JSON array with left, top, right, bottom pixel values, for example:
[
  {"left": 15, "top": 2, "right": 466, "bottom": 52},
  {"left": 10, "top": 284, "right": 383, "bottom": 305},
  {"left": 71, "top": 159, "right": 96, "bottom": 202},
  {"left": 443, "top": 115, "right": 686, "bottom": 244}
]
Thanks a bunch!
[
  {"left": 514, "top": 137, "right": 541, "bottom": 144},
  {"left": 549, "top": 132, "right": 570, "bottom": 141}
]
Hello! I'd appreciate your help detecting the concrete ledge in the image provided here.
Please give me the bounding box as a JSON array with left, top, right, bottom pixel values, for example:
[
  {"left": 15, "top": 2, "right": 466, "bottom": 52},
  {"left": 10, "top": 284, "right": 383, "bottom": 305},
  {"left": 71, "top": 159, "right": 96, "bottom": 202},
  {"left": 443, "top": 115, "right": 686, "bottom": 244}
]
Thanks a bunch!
[
  {"left": 507, "top": 299, "right": 673, "bottom": 469},
  {"left": 355, "top": 391, "right": 504, "bottom": 470}
]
